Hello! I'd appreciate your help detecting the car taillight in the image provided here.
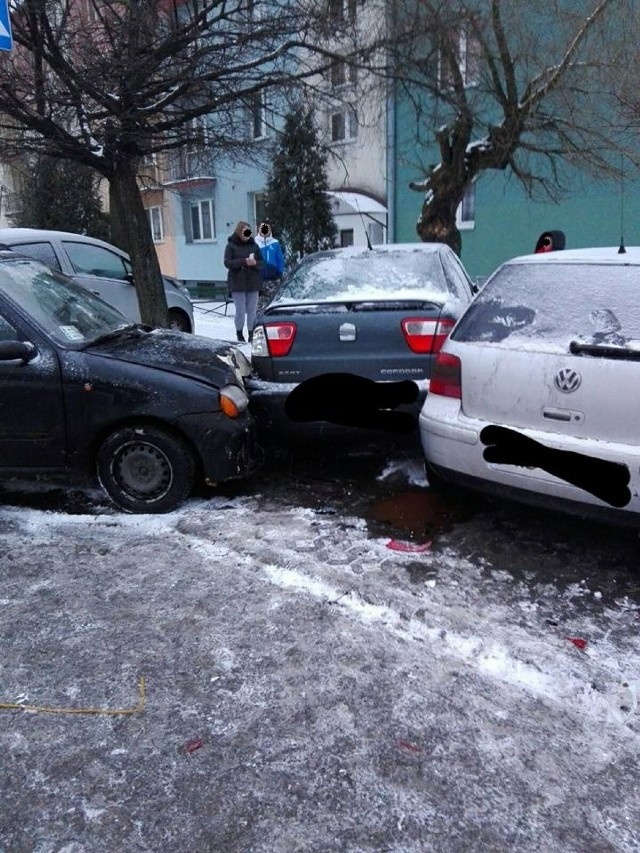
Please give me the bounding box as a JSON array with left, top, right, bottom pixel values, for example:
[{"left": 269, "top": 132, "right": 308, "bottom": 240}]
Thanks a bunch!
[
  {"left": 401, "top": 317, "right": 456, "bottom": 353},
  {"left": 263, "top": 322, "right": 297, "bottom": 357},
  {"left": 429, "top": 352, "right": 461, "bottom": 399}
]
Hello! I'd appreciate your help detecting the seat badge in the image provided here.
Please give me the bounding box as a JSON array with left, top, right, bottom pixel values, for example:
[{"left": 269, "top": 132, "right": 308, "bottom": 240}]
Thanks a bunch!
[
  {"left": 554, "top": 367, "right": 582, "bottom": 393},
  {"left": 339, "top": 322, "right": 357, "bottom": 342}
]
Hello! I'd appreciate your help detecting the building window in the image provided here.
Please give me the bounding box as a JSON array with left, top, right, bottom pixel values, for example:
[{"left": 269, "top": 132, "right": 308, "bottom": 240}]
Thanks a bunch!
[
  {"left": 328, "top": 0, "right": 356, "bottom": 23},
  {"left": 367, "top": 221, "right": 385, "bottom": 245},
  {"left": 147, "top": 206, "right": 164, "bottom": 243},
  {"left": 330, "top": 106, "right": 358, "bottom": 142},
  {"left": 439, "top": 24, "right": 481, "bottom": 90},
  {"left": 253, "top": 192, "right": 267, "bottom": 228},
  {"left": 330, "top": 59, "right": 357, "bottom": 87},
  {"left": 189, "top": 117, "right": 210, "bottom": 147},
  {"left": 250, "top": 92, "right": 267, "bottom": 139},
  {"left": 340, "top": 229, "right": 354, "bottom": 247},
  {"left": 190, "top": 199, "right": 215, "bottom": 241},
  {"left": 456, "top": 183, "right": 475, "bottom": 229}
]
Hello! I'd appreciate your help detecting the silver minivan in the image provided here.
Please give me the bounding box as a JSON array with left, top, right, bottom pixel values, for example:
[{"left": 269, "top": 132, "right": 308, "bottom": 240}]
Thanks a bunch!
[{"left": 0, "top": 228, "right": 194, "bottom": 332}]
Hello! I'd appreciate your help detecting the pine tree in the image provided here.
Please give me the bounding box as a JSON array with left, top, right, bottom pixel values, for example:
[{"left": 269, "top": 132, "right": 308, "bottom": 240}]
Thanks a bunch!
[
  {"left": 12, "top": 156, "right": 111, "bottom": 240},
  {"left": 265, "top": 109, "right": 337, "bottom": 264}
]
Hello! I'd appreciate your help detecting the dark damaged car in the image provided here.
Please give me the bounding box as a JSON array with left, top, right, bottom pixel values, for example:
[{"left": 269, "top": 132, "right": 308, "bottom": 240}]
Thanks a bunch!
[{"left": 0, "top": 250, "right": 255, "bottom": 513}]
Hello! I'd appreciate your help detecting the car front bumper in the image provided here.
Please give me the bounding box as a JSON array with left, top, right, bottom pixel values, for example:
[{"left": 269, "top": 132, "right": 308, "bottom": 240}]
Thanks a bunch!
[
  {"left": 246, "top": 376, "right": 428, "bottom": 437},
  {"left": 174, "top": 410, "right": 257, "bottom": 483}
]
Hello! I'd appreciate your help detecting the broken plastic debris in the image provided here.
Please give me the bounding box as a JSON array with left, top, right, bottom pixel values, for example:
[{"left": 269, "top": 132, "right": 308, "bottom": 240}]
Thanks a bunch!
[
  {"left": 397, "top": 739, "right": 422, "bottom": 753},
  {"left": 386, "top": 540, "right": 432, "bottom": 553},
  {"left": 185, "top": 738, "right": 204, "bottom": 754},
  {"left": 566, "top": 636, "right": 587, "bottom": 651}
]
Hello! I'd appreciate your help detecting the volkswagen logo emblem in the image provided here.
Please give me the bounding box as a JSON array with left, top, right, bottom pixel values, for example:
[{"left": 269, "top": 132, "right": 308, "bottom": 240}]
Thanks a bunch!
[{"left": 554, "top": 368, "right": 582, "bottom": 393}]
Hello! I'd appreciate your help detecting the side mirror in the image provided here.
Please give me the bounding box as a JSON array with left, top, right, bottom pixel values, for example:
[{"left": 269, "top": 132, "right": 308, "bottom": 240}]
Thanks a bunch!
[{"left": 0, "top": 340, "right": 37, "bottom": 362}]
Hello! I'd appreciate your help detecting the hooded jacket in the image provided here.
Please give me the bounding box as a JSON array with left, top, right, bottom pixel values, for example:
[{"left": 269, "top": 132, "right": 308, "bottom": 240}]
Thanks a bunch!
[{"left": 254, "top": 233, "right": 285, "bottom": 281}]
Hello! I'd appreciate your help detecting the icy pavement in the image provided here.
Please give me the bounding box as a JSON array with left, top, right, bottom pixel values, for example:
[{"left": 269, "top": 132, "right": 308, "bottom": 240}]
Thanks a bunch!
[{"left": 1, "top": 463, "right": 640, "bottom": 852}]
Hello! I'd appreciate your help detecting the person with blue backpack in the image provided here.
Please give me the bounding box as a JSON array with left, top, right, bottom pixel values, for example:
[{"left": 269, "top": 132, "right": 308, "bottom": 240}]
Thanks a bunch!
[{"left": 255, "top": 221, "right": 285, "bottom": 299}]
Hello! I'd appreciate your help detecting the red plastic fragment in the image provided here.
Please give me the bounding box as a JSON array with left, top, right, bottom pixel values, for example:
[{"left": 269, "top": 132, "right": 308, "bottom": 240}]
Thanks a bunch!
[
  {"left": 397, "top": 739, "right": 422, "bottom": 753},
  {"left": 566, "top": 636, "right": 587, "bottom": 651},
  {"left": 386, "top": 539, "right": 432, "bottom": 553},
  {"left": 185, "top": 738, "right": 204, "bottom": 754}
]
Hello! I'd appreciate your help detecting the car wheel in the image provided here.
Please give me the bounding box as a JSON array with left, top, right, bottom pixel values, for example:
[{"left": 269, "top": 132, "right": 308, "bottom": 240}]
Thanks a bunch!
[
  {"left": 97, "top": 425, "right": 196, "bottom": 513},
  {"left": 168, "top": 309, "right": 192, "bottom": 333}
]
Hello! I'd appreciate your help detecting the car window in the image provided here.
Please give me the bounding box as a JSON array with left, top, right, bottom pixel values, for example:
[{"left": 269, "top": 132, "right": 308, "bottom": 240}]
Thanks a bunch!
[
  {"left": 63, "top": 241, "right": 132, "bottom": 281},
  {"left": 0, "top": 258, "right": 129, "bottom": 345},
  {"left": 0, "top": 312, "right": 19, "bottom": 342},
  {"left": 276, "top": 249, "right": 463, "bottom": 303},
  {"left": 452, "top": 262, "right": 640, "bottom": 349},
  {"left": 10, "top": 241, "right": 62, "bottom": 272},
  {"left": 441, "top": 253, "right": 475, "bottom": 295}
]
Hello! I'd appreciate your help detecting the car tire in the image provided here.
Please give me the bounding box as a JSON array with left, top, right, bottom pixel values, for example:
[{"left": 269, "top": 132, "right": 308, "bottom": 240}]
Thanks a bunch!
[
  {"left": 97, "top": 425, "right": 196, "bottom": 513},
  {"left": 168, "top": 309, "right": 192, "bottom": 333},
  {"left": 424, "top": 460, "right": 451, "bottom": 493}
]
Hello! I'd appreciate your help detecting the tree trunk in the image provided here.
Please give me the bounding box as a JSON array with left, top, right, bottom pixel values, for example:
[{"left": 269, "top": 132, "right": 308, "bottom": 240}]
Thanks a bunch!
[
  {"left": 109, "top": 164, "right": 169, "bottom": 328},
  {"left": 108, "top": 181, "right": 132, "bottom": 255},
  {"left": 416, "top": 195, "right": 462, "bottom": 256}
]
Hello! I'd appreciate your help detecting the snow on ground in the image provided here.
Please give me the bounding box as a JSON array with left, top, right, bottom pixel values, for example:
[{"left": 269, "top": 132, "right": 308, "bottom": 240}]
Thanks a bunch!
[{"left": 192, "top": 299, "right": 246, "bottom": 345}]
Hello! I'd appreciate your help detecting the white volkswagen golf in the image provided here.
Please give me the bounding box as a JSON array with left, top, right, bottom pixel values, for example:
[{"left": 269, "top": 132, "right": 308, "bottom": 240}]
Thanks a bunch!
[{"left": 419, "top": 247, "right": 640, "bottom": 524}]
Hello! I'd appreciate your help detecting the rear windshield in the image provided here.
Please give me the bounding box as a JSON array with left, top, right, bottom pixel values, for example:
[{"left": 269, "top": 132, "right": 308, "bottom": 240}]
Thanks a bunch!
[
  {"left": 452, "top": 262, "right": 640, "bottom": 351},
  {"left": 276, "top": 249, "right": 466, "bottom": 304}
]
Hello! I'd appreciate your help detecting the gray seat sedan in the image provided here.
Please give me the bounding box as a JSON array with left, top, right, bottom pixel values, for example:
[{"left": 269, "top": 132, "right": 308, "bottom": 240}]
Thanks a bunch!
[
  {"left": 248, "top": 243, "right": 477, "bottom": 435},
  {"left": 0, "top": 227, "right": 194, "bottom": 332}
]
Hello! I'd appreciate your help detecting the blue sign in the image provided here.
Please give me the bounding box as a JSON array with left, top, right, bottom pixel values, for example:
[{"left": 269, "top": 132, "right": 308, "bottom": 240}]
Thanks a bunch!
[{"left": 0, "top": 0, "right": 13, "bottom": 52}]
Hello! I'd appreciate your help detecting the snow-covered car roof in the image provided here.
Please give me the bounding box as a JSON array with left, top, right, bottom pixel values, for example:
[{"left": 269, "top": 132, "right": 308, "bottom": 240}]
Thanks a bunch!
[{"left": 506, "top": 246, "right": 640, "bottom": 265}]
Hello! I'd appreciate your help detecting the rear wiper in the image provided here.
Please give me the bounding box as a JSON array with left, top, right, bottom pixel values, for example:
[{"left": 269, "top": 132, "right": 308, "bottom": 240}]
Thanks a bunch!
[
  {"left": 80, "top": 323, "right": 151, "bottom": 350},
  {"left": 569, "top": 339, "right": 640, "bottom": 360}
]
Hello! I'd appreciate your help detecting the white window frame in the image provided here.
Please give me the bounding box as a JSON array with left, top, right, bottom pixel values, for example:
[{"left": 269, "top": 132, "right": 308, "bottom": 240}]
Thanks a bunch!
[
  {"left": 250, "top": 92, "right": 267, "bottom": 140},
  {"left": 147, "top": 206, "right": 164, "bottom": 243},
  {"left": 190, "top": 199, "right": 215, "bottom": 242},
  {"left": 253, "top": 192, "right": 267, "bottom": 227},
  {"left": 439, "top": 25, "right": 481, "bottom": 90},
  {"left": 330, "top": 106, "right": 358, "bottom": 143},
  {"left": 456, "top": 183, "right": 475, "bottom": 230}
]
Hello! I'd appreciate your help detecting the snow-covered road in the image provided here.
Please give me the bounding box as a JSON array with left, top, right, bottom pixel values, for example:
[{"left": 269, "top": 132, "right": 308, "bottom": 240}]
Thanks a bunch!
[{"left": 1, "top": 449, "right": 639, "bottom": 852}]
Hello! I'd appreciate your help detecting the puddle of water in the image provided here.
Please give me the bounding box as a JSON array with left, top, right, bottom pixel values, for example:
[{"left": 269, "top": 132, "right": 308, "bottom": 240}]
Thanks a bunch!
[{"left": 366, "top": 487, "right": 477, "bottom": 540}]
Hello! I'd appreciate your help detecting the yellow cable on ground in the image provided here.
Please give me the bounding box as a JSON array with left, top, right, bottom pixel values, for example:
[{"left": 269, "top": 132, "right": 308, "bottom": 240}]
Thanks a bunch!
[{"left": 0, "top": 676, "right": 146, "bottom": 716}]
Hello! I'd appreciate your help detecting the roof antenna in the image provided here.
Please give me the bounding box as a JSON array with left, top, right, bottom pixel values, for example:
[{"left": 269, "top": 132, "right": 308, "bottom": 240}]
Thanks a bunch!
[{"left": 619, "top": 153, "right": 626, "bottom": 254}]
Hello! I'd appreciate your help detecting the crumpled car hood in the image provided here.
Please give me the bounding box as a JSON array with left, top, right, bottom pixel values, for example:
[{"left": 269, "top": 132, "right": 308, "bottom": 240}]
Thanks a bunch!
[{"left": 87, "top": 329, "right": 248, "bottom": 388}]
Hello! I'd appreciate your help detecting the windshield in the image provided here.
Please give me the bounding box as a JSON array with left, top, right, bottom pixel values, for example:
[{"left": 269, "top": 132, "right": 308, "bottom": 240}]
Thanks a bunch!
[
  {"left": 452, "top": 262, "right": 640, "bottom": 351},
  {"left": 275, "top": 248, "right": 462, "bottom": 303},
  {"left": 0, "top": 257, "right": 131, "bottom": 346}
]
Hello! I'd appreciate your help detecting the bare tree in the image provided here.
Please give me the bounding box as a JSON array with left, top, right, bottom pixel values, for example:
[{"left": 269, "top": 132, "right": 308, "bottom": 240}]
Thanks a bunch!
[
  {"left": 385, "top": 0, "right": 635, "bottom": 254},
  {"left": 0, "top": 0, "right": 359, "bottom": 326}
]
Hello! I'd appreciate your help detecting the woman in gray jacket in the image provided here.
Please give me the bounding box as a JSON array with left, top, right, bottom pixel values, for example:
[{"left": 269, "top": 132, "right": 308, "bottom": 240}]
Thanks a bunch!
[{"left": 224, "top": 220, "right": 264, "bottom": 342}]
